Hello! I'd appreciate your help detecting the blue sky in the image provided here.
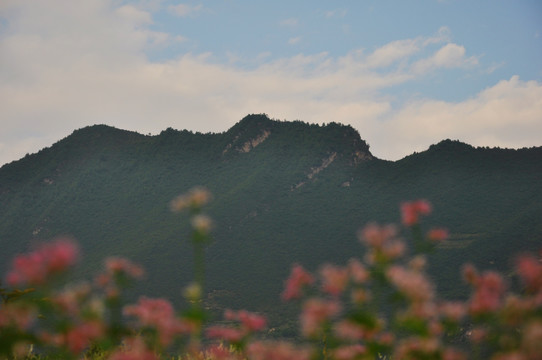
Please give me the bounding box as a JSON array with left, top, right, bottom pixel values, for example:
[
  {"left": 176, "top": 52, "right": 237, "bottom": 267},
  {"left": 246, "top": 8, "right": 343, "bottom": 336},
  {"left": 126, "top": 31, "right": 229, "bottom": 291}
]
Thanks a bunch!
[{"left": 0, "top": 0, "right": 541, "bottom": 166}]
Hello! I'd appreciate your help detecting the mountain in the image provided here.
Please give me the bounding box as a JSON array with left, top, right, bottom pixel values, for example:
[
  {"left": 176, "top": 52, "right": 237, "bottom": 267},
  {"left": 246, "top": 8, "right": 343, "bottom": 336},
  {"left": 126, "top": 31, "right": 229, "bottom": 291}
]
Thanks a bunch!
[{"left": 1, "top": 114, "right": 541, "bottom": 333}]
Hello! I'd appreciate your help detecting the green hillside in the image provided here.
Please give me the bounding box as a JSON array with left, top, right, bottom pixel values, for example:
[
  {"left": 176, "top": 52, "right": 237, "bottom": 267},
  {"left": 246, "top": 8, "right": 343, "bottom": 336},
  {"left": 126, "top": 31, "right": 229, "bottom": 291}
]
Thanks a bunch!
[{"left": 1, "top": 114, "right": 541, "bottom": 332}]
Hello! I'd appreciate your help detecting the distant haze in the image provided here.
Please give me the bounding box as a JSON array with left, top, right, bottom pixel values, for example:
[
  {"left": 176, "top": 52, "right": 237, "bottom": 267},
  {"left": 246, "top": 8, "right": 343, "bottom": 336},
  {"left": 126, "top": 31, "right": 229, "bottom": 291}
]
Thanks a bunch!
[{"left": 1, "top": 0, "right": 541, "bottom": 167}]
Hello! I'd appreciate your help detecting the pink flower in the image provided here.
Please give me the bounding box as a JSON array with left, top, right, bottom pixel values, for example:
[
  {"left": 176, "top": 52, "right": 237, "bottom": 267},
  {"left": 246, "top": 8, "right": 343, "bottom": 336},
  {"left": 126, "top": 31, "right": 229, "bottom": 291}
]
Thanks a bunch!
[
  {"left": 332, "top": 344, "right": 367, "bottom": 360},
  {"left": 491, "top": 352, "right": 526, "bottom": 360},
  {"left": 394, "top": 337, "right": 440, "bottom": 359},
  {"left": 224, "top": 309, "right": 267, "bottom": 332},
  {"left": 300, "top": 298, "right": 341, "bottom": 337},
  {"left": 52, "top": 283, "right": 92, "bottom": 317},
  {"left": 462, "top": 263, "right": 479, "bottom": 285},
  {"left": 6, "top": 238, "right": 78, "bottom": 286},
  {"left": 358, "top": 223, "right": 405, "bottom": 263},
  {"left": 319, "top": 264, "right": 349, "bottom": 296},
  {"left": 108, "top": 337, "right": 158, "bottom": 360},
  {"left": 358, "top": 223, "right": 397, "bottom": 248},
  {"left": 408, "top": 255, "right": 427, "bottom": 271},
  {"left": 427, "top": 228, "right": 449, "bottom": 242},
  {"left": 65, "top": 321, "right": 104, "bottom": 354},
  {"left": 282, "top": 264, "right": 314, "bottom": 301},
  {"left": 468, "top": 327, "right": 488, "bottom": 343},
  {"left": 522, "top": 320, "right": 542, "bottom": 359},
  {"left": 401, "top": 200, "right": 432, "bottom": 226},
  {"left": 204, "top": 344, "right": 239, "bottom": 360},
  {"left": 382, "top": 239, "right": 406, "bottom": 260},
  {"left": 124, "top": 297, "right": 174, "bottom": 325},
  {"left": 246, "top": 341, "right": 313, "bottom": 360},
  {"left": 238, "top": 311, "right": 267, "bottom": 332},
  {"left": 333, "top": 320, "right": 369, "bottom": 341},
  {"left": 387, "top": 265, "right": 434, "bottom": 303},
  {"left": 205, "top": 326, "right": 244, "bottom": 343},
  {"left": 105, "top": 257, "right": 144, "bottom": 279},
  {"left": 438, "top": 301, "right": 467, "bottom": 323},
  {"left": 170, "top": 187, "right": 212, "bottom": 212},
  {"left": 44, "top": 238, "right": 79, "bottom": 272},
  {"left": 206, "top": 309, "right": 267, "bottom": 344},
  {"left": 442, "top": 348, "right": 467, "bottom": 360},
  {"left": 348, "top": 258, "right": 369, "bottom": 283},
  {"left": 516, "top": 255, "right": 542, "bottom": 293},
  {"left": 124, "top": 297, "right": 189, "bottom": 346},
  {"left": 350, "top": 289, "right": 371, "bottom": 305},
  {"left": 468, "top": 271, "right": 506, "bottom": 316},
  {"left": 0, "top": 303, "right": 36, "bottom": 330}
]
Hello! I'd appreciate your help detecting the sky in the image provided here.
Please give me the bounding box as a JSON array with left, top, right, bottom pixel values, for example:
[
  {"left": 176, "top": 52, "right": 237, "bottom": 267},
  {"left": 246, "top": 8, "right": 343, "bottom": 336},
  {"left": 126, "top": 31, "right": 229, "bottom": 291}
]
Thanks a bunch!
[{"left": 1, "top": 0, "right": 541, "bottom": 166}]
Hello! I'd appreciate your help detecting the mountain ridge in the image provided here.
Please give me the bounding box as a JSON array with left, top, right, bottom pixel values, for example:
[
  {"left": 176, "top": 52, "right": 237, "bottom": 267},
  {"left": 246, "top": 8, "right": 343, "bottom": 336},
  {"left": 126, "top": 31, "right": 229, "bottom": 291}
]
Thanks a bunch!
[
  {"left": 3, "top": 114, "right": 535, "bottom": 174},
  {"left": 1, "top": 114, "right": 541, "bottom": 332}
]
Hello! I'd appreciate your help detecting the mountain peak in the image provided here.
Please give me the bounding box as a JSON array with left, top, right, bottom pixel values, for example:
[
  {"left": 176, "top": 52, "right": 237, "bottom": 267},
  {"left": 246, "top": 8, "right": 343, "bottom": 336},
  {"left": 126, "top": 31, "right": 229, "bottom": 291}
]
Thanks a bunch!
[
  {"left": 224, "top": 114, "right": 373, "bottom": 162},
  {"left": 429, "top": 139, "right": 473, "bottom": 152}
]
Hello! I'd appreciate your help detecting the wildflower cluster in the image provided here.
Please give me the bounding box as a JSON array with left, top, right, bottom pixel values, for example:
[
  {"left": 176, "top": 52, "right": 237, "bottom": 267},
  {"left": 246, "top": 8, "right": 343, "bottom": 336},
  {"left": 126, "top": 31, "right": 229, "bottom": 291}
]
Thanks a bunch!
[{"left": 0, "top": 191, "right": 540, "bottom": 360}]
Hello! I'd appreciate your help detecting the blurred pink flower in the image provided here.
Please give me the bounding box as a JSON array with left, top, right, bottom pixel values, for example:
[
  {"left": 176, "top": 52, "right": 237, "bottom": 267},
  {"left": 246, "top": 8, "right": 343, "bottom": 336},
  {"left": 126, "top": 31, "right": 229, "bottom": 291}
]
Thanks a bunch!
[
  {"left": 394, "top": 337, "right": 440, "bottom": 359},
  {"left": 65, "top": 320, "right": 104, "bottom": 354},
  {"left": 224, "top": 309, "right": 267, "bottom": 332},
  {"left": 6, "top": 238, "right": 78, "bottom": 286},
  {"left": 205, "top": 326, "right": 244, "bottom": 343},
  {"left": 319, "top": 264, "right": 349, "bottom": 296},
  {"left": 468, "top": 271, "right": 506, "bottom": 316},
  {"left": 401, "top": 200, "right": 432, "bottom": 226},
  {"left": 332, "top": 344, "right": 367, "bottom": 360},
  {"left": 427, "top": 228, "right": 449, "bottom": 242},
  {"left": 247, "top": 341, "right": 313, "bottom": 360},
  {"left": 516, "top": 255, "right": 542, "bottom": 293},
  {"left": 387, "top": 265, "right": 434, "bottom": 303},
  {"left": 462, "top": 263, "right": 479, "bottom": 285},
  {"left": 52, "top": 283, "right": 92, "bottom": 317},
  {"left": 442, "top": 348, "right": 467, "bottom": 360},
  {"left": 44, "top": 238, "right": 79, "bottom": 272},
  {"left": 468, "top": 326, "right": 488, "bottom": 344},
  {"left": 300, "top": 298, "right": 341, "bottom": 337},
  {"left": 333, "top": 320, "right": 369, "bottom": 341},
  {"left": 438, "top": 301, "right": 467, "bottom": 323},
  {"left": 350, "top": 288, "right": 371, "bottom": 305},
  {"left": 282, "top": 264, "right": 314, "bottom": 301},
  {"left": 204, "top": 344, "right": 240, "bottom": 360},
  {"left": 358, "top": 223, "right": 397, "bottom": 248},
  {"left": 490, "top": 352, "right": 525, "bottom": 360},
  {"left": 124, "top": 297, "right": 189, "bottom": 346},
  {"left": 170, "top": 187, "right": 212, "bottom": 212},
  {"left": 105, "top": 257, "right": 144, "bottom": 279},
  {"left": 359, "top": 223, "right": 405, "bottom": 263},
  {"left": 347, "top": 258, "right": 369, "bottom": 283},
  {"left": 408, "top": 255, "right": 427, "bottom": 271},
  {"left": 382, "top": 239, "right": 406, "bottom": 260},
  {"left": 108, "top": 337, "right": 158, "bottom": 360},
  {"left": 0, "top": 303, "right": 36, "bottom": 330},
  {"left": 522, "top": 320, "right": 542, "bottom": 359}
]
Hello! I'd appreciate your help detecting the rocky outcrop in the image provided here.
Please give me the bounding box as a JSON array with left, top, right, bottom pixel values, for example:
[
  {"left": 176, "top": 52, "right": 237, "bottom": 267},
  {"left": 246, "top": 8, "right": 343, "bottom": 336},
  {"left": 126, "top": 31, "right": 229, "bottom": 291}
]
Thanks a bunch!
[{"left": 239, "top": 130, "right": 271, "bottom": 153}]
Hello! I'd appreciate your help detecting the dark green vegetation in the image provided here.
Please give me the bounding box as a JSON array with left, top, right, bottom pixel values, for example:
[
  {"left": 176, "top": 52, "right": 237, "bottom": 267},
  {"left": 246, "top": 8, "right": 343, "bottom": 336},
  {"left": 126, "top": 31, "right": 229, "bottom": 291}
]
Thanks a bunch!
[{"left": 1, "top": 114, "right": 541, "bottom": 333}]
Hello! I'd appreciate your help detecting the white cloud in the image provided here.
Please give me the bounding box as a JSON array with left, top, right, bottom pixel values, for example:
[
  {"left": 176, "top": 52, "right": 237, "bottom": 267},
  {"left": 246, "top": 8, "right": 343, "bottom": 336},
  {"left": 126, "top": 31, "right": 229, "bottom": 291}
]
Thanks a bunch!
[
  {"left": 365, "top": 39, "right": 420, "bottom": 68},
  {"left": 288, "top": 37, "right": 302, "bottom": 45},
  {"left": 279, "top": 18, "right": 298, "bottom": 27},
  {"left": 116, "top": 4, "right": 152, "bottom": 25},
  {"left": 168, "top": 3, "right": 202, "bottom": 17},
  {"left": 0, "top": 0, "right": 540, "bottom": 166},
  {"left": 324, "top": 9, "right": 347, "bottom": 18},
  {"left": 411, "top": 43, "right": 478, "bottom": 74},
  {"left": 365, "top": 28, "right": 454, "bottom": 69},
  {"left": 368, "top": 76, "right": 542, "bottom": 159}
]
